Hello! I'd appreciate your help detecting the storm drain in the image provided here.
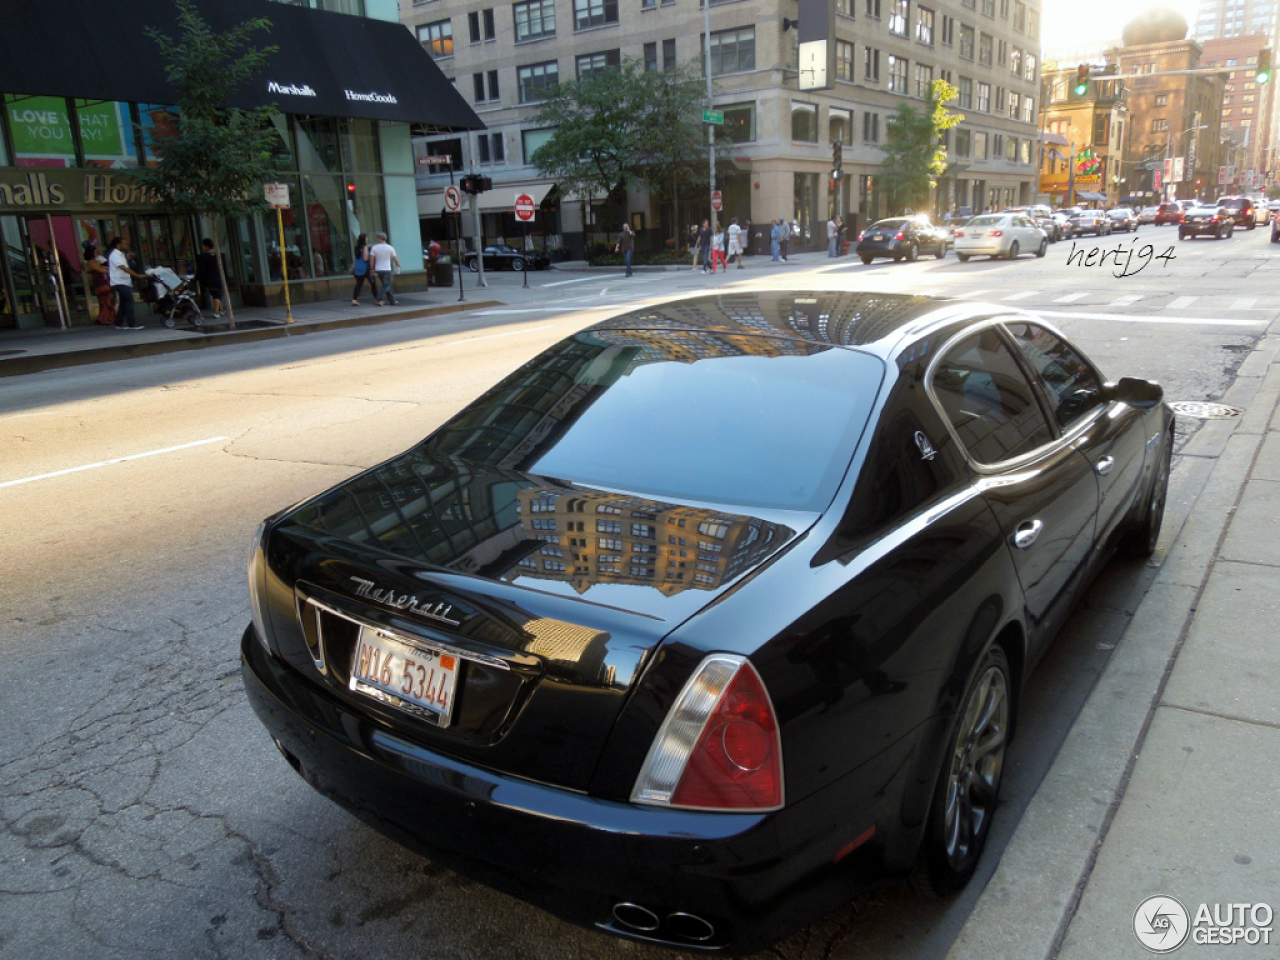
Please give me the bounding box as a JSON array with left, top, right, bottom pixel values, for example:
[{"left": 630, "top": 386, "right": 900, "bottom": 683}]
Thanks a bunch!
[{"left": 1169, "top": 401, "right": 1244, "bottom": 420}]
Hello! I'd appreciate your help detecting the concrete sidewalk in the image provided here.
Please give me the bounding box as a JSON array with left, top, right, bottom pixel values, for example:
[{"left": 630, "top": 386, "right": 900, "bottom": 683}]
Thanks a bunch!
[{"left": 948, "top": 331, "right": 1280, "bottom": 959}]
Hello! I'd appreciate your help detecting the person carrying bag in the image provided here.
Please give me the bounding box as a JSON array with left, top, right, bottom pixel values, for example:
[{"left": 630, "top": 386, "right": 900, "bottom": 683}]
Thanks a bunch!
[{"left": 351, "top": 233, "right": 378, "bottom": 306}]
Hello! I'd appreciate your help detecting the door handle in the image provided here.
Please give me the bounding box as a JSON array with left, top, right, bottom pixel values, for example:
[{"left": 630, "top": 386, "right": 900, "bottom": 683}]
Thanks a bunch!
[
  {"left": 1096, "top": 456, "right": 1115, "bottom": 476},
  {"left": 1013, "top": 519, "right": 1043, "bottom": 550}
]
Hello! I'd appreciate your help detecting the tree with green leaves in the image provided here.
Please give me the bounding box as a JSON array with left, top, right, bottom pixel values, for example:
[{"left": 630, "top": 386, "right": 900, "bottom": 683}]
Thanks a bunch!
[
  {"left": 529, "top": 61, "right": 706, "bottom": 242},
  {"left": 131, "top": 0, "right": 280, "bottom": 328},
  {"left": 877, "top": 79, "right": 963, "bottom": 216}
]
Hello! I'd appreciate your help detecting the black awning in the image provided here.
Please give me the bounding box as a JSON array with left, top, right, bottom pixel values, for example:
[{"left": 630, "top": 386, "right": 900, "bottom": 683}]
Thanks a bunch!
[{"left": 0, "top": 0, "right": 483, "bottom": 131}]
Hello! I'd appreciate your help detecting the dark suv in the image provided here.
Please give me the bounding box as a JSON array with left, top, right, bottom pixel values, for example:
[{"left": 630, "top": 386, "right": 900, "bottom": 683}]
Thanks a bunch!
[
  {"left": 1154, "top": 202, "right": 1183, "bottom": 225},
  {"left": 1216, "top": 196, "right": 1258, "bottom": 229}
]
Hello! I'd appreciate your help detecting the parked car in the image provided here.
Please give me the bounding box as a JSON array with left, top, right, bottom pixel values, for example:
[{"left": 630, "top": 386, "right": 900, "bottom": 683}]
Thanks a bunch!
[
  {"left": 953, "top": 213, "right": 1047, "bottom": 260},
  {"left": 1265, "top": 200, "right": 1280, "bottom": 224},
  {"left": 1154, "top": 202, "right": 1184, "bottom": 225},
  {"left": 855, "top": 216, "right": 950, "bottom": 263},
  {"left": 1215, "top": 196, "right": 1258, "bottom": 229},
  {"left": 1138, "top": 205, "right": 1161, "bottom": 224},
  {"left": 463, "top": 244, "right": 551, "bottom": 272},
  {"left": 241, "top": 290, "right": 1174, "bottom": 954},
  {"left": 1106, "top": 208, "right": 1140, "bottom": 233},
  {"left": 1271, "top": 210, "right": 1280, "bottom": 242},
  {"left": 1179, "top": 205, "right": 1235, "bottom": 240},
  {"left": 1065, "top": 210, "right": 1113, "bottom": 237}
]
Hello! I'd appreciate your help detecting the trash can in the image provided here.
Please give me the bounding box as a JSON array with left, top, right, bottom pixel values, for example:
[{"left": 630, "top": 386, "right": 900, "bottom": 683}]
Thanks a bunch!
[{"left": 431, "top": 256, "right": 453, "bottom": 288}]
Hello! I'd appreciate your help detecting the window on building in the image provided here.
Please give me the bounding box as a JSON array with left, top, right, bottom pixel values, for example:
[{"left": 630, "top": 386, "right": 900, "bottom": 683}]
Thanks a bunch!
[
  {"left": 1020, "top": 138, "right": 1031, "bottom": 164},
  {"left": 959, "top": 75, "right": 973, "bottom": 107},
  {"left": 995, "top": 85, "right": 1005, "bottom": 112},
  {"left": 916, "top": 6, "right": 935, "bottom": 43},
  {"left": 1151, "top": 118, "right": 1168, "bottom": 132},
  {"left": 476, "top": 132, "right": 505, "bottom": 163},
  {"left": 865, "top": 46, "right": 881, "bottom": 81},
  {"left": 1004, "top": 135, "right": 1016, "bottom": 161},
  {"left": 830, "top": 107, "right": 853, "bottom": 144},
  {"left": 977, "top": 81, "right": 990, "bottom": 111},
  {"left": 514, "top": 0, "right": 556, "bottom": 40},
  {"left": 982, "top": 0, "right": 994, "bottom": 15},
  {"left": 889, "top": 0, "right": 910, "bottom": 35},
  {"left": 710, "top": 27, "right": 755, "bottom": 75},
  {"left": 836, "top": 40, "right": 855, "bottom": 80},
  {"left": 518, "top": 61, "right": 560, "bottom": 102},
  {"left": 999, "top": 0, "right": 1008, "bottom": 17},
  {"left": 973, "top": 130, "right": 988, "bottom": 159},
  {"left": 864, "top": 111, "right": 880, "bottom": 141},
  {"left": 468, "top": 8, "right": 496, "bottom": 42},
  {"left": 472, "top": 71, "right": 500, "bottom": 102},
  {"left": 1021, "top": 96, "right": 1034, "bottom": 122},
  {"left": 644, "top": 41, "right": 658, "bottom": 71},
  {"left": 1024, "top": 53, "right": 1036, "bottom": 81},
  {"left": 1011, "top": 48, "right": 1020, "bottom": 75},
  {"left": 576, "top": 49, "right": 621, "bottom": 79},
  {"left": 1093, "top": 112, "right": 1109, "bottom": 144},
  {"left": 1013, "top": 0, "right": 1025, "bottom": 31},
  {"left": 663, "top": 38, "right": 676, "bottom": 69},
  {"left": 721, "top": 102, "right": 756, "bottom": 142},
  {"left": 573, "top": 0, "right": 618, "bottom": 29},
  {"left": 889, "top": 54, "right": 909, "bottom": 92},
  {"left": 1008, "top": 91, "right": 1019, "bottom": 119},
  {"left": 992, "top": 132, "right": 1003, "bottom": 155},
  {"left": 942, "top": 14, "right": 955, "bottom": 44},
  {"left": 866, "top": 0, "right": 881, "bottom": 18},
  {"left": 522, "top": 127, "right": 554, "bottom": 163},
  {"left": 418, "top": 20, "right": 453, "bottom": 58},
  {"left": 960, "top": 25, "right": 975, "bottom": 59},
  {"left": 979, "top": 33, "right": 993, "bottom": 65},
  {"left": 915, "top": 62, "right": 933, "bottom": 97},
  {"left": 997, "top": 38, "right": 1006, "bottom": 66},
  {"left": 955, "top": 127, "right": 971, "bottom": 155},
  {"left": 792, "top": 101, "right": 818, "bottom": 141}
]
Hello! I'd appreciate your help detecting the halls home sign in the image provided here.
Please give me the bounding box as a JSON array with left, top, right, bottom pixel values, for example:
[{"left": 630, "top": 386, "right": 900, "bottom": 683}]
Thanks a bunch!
[{"left": 0, "top": 169, "right": 159, "bottom": 214}]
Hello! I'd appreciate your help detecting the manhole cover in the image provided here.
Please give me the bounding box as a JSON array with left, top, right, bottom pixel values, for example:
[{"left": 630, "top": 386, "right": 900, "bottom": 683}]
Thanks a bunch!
[{"left": 1169, "top": 401, "right": 1244, "bottom": 419}]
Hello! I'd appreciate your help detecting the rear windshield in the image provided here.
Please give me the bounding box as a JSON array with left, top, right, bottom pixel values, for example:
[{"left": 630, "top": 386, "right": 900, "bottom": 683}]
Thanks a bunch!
[
  {"left": 426, "top": 331, "right": 885, "bottom": 512},
  {"left": 967, "top": 215, "right": 1003, "bottom": 226},
  {"left": 870, "top": 219, "right": 909, "bottom": 230}
]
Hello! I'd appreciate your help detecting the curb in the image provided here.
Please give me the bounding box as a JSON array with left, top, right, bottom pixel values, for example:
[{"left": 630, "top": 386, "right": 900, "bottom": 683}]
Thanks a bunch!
[
  {"left": 0, "top": 300, "right": 502, "bottom": 379},
  {"left": 945, "top": 333, "right": 1280, "bottom": 960}
]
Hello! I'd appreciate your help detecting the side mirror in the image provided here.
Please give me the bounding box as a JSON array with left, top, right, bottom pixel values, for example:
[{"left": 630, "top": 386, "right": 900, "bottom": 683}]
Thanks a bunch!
[{"left": 1104, "top": 377, "right": 1164, "bottom": 409}]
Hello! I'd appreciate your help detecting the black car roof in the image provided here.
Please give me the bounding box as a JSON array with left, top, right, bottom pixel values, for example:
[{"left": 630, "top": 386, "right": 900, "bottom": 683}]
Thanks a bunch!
[{"left": 583, "top": 291, "right": 988, "bottom": 357}]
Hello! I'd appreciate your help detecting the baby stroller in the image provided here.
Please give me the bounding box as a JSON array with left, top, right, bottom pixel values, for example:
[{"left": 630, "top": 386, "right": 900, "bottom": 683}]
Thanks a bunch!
[{"left": 142, "top": 266, "right": 202, "bottom": 328}]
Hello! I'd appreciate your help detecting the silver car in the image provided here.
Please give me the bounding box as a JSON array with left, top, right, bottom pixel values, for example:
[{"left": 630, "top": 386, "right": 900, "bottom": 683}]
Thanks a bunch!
[{"left": 954, "top": 213, "right": 1048, "bottom": 261}]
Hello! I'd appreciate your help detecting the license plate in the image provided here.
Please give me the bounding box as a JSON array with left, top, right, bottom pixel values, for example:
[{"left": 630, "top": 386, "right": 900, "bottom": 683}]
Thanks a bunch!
[{"left": 350, "top": 625, "right": 459, "bottom": 726}]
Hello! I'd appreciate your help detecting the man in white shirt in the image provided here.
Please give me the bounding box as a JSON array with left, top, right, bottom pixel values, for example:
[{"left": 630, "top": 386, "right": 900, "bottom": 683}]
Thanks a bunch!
[
  {"left": 827, "top": 217, "right": 838, "bottom": 257},
  {"left": 726, "top": 217, "right": 744, "bottom": 269},
  {"left": 107, "top": 236, "right": 147, "bottom": 329},
  {"left": 368, "top": 232, "right": 400, "bottom": 306}
]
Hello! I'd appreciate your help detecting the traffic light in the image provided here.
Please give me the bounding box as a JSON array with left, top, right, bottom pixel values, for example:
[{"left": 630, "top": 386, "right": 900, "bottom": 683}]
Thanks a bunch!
[
  {"left": 1073, "top": 64, "right": 1090, "bottom": 96},
  {"left": 346, "top": 182, "right": 357, "bottom": 199},
  {"left": 1257, "top": 49, "right": 1272, "bottom": 84},
  {"left": 832, "top": 139, "right": 843, "bottom": 171},
  {"left": 459, "top": 175, "right": 493, "bottom": 195}
]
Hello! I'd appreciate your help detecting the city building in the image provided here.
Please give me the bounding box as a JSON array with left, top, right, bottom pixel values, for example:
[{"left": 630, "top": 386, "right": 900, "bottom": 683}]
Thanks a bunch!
[
  {"left": 0, "top": 0, "right": 480, "bottom": 333},
  {"left": 1037, "top": 64, "right": 1129, "bottom": 205},
  {"left": 1193, "top": 0, "right": 1278, "bottom": 43},
  {"left": 1201, "top": 35, "right": 1275, "bottom": 192},
  {"left": 401, "top": 0, "right": 1044, "bottom": 256},
  {"left": 1115, "top": 9, "right": 1226, "bottom": 202}
]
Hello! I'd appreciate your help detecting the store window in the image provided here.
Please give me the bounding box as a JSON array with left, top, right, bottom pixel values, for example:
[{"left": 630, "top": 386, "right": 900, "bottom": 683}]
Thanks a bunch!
[
  {"left": 340, "top": 119, "right": 379, "bottom": 173},
  {"left": 75, "top": 100, "right": 140, "bottom": 169},
  {"left": 296, "top": 117, "right": 342, "bottom": 172}
]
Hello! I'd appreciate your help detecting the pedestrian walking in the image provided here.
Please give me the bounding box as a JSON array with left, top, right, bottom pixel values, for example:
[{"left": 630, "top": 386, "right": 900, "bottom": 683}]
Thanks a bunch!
[
  {"left": 83, "top": 241, "right": 115, "bottom": 326},
  {"left": 727, "top": 217, "right": 744, "bottom": 269},
  {"left": 106, "top": 236, "right": 147, "bottom": 330},
  {"left": 711, "top": 224, "right": 726, "bottom": 272},
  {"left": 836, "top": 216, "right": 847, "bottom": 256},
  {"left": 690, "top": 224, "right": 701, "bottom": 271},
  {"left": 369, "top": 232, "right": 400, "bottom": 306},
  {"left": 195, "top": 238, "right": 226, "bottom": 317},
  {"left": 351, "top": 233, "right": 379, "bottom": 305},
  {"left": 770, "top": 219, "right": 783, "bottom": 261},
  {"left": 619, "top": 223, "right": 635, "bottom": 277},
  {"left": 697, "top": 219, "right": 712, "bottom": 274},
  {"left": 827, "top": 215, "right": 839, "bottom": 257},
  {"left": 780, "top": 220, "right": 791, "bottom": 261}
]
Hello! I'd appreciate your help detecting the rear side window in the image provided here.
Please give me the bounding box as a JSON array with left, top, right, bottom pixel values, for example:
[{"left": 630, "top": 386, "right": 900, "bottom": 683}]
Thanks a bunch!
[
  {"left": 1004, "top": 322, "right": 1104, "bottom": 430},
  {"left": 931, "top": 328, "right": 1053, "bottom": 465}
]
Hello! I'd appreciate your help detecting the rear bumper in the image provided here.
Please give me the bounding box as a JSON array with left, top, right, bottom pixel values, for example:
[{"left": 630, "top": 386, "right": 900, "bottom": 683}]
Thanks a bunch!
[{"left": 240, "top": 626, "right": 889, "bottom": 953}]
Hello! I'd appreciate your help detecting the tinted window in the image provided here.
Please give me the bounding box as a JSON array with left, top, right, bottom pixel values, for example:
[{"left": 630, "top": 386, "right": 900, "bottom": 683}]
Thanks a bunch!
[
  {"left": 1004, "top": 322, "right": 1104, "bottom": 429},
  {"left": 931, "top": 328, "right": 1053, "bottom": 464},
  {"left": 427, "top": 332, "right": 885, "bottom": 512}
]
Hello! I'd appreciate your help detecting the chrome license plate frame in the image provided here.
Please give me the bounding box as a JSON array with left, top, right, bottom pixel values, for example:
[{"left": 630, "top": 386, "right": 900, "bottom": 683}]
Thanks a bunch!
[{"left": 350, "top": 625, "right": 459, "bottom": 727}]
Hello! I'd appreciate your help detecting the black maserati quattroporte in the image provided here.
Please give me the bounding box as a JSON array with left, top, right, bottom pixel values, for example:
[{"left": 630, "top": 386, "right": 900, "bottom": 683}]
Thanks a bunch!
[{"left": 242, "top": 291, "right": 1173, "bottom": 953}]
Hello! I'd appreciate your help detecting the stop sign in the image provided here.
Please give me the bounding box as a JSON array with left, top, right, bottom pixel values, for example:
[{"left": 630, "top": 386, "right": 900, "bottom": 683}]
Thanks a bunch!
[
  {"left": 711, "top": 190, "right": 723, "bottom": 212},
  {"left": 515, "top": 193, "right": 536, "bottom": 221}
]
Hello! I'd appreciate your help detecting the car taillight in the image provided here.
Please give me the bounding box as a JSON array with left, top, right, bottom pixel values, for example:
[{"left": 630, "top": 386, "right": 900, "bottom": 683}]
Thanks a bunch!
[
  {"left": 631, "top": 654, "right": 783, "bottom": 811},
  {"left": 989, "top": 229, "right": 1004, "bottom": 237},
  {"left": 1211, "top": 215, "right": 1219, "bottom": 222},
  {"left": 895, "top": 231, "right": 904, "bottom": 240},
  {"left": 954, "top": 229, "right": 965, "bottom": 237},
  {"left": 858, "top": 231, "right": 865, "bottom": 241}
]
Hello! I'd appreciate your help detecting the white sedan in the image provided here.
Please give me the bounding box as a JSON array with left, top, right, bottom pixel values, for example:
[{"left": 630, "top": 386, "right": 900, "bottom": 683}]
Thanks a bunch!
[{"left": 953, "top": 213, "right": 1047, "bottom": 261}]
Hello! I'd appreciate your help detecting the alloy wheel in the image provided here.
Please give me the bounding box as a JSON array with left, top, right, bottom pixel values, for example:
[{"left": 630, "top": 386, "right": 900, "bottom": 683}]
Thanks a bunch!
[{"left": 942, "top": 661, "right": 1008, "bottom": 872}]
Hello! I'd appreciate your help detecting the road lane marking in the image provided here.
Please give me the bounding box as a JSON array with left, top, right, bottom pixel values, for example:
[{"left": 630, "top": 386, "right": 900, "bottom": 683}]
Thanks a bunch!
[
  {"left": 1109, "top": 294, "right": 1144, "bottom": 306},
  {"left": 1033, "top": 310, "right": 1266, "bottom": 327},
  {"left": 962, "top": 290, "right": 995, "bottom": 299},
  {"left": 1053, "top": 293, "right": 1088, "bottom": 303},
  {"left": 1001, "top": 291, "right": 1039, "bottom": 301},
  {"left": 1167, "top": 296, "right": 1199, "bottom": 309},
  {"left": 1, "top": 437, "right": 229, "bottom": 490},
  {"left": 542, "top": 274, "right": 625, "bottom": 286}
]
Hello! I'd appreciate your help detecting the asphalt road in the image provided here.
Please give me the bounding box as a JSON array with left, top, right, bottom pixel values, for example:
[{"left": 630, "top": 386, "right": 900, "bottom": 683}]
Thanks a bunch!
[{"left": 1, "top": 223, "right": 1273, "bottom": 960}]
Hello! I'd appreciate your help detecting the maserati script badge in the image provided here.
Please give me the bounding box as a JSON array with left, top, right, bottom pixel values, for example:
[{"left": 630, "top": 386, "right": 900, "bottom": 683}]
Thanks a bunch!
[{"left": 349, "top": 577, "right": 460, "bottom": 626}]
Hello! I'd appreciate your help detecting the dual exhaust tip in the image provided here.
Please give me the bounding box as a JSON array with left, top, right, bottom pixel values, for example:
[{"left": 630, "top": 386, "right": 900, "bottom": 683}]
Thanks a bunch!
[{"left": 611, "top": 902, "right": 716, "bottom": 943}]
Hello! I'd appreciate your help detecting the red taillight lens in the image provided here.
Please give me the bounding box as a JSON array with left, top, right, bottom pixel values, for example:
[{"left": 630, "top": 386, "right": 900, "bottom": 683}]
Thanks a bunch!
[
  {"left": 631, "top": 655, "right": 783, "bottom": 811},
  {"left": 989, "top": 229, "right": 1004, "bottom": 237},
  {"left": 955, "top": 229, "right": 965, "bottom": 237},
  {"left": 858, "top": 231, "right": 865, "bottom": 240},
  {"left": 894, "top": 231, "right": 904, "bottom": 240}
]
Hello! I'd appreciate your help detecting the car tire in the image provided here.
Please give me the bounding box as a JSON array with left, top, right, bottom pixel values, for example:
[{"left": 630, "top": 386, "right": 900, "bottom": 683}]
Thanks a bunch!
[
  {"left": 1248, "top": 220, "right": 1256, "bottom": 230},
  {"left": 467, "top": 259, "right": 479, "bottom": 273},
  {"left": 511, "top": 257, "right": 524, "bottom": 272},
  {"left": 936, "top": 244, "right": 947, "bottom": 260},
  {"left": 1179, "top": 231, "right": 1188, "bottom": 240},
  {"left": 1035, "top": 239, "right": 1047, "bottom": 258},
  {"left": 1006, "top": 241, "right": 1019, "bottom": 260},
  {"left": 1122, "top": 426, "right": 1172, "bottom": 558},
  {"left": 905, "top": 242, "right": 919, "bottom": 262},
  {"left": 957, "top": 253, "right": 970, "bottom": 262},
  {"left": 912, "top": 643, "right": 1012, "bottom": 898},
  {"left": 861, "top": 255, "right": 874, "bottom": 265}
]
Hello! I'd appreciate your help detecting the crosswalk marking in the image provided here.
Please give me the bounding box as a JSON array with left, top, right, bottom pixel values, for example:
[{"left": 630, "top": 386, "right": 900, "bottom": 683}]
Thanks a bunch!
[
  {"left": 1231, "top": 297, "right": 1258, "bottom": 310},
  {"left": 1001, "top": 290, "right": 1039, "bottom": 301},
  {"left": 1167, "top": 296, "right": 1198, "bottom": 309},
  {"left": 1053, "top": 292, "right": 1087, "bottom": 303},
  {"left": 963, "top": 289, "right": 995, "bottom": 299},
  {"left": 1109, "top": 294, "right": 1144, "bottom": 306}
]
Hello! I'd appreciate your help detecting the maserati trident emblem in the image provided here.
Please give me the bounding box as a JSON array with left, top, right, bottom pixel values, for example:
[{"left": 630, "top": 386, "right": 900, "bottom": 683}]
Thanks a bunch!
[
  {"left": 349, "top": 577, "right": 460, "bottom": 626},
  {"left": 914, "top": 430, "right": 937, "bottom": 461}
]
